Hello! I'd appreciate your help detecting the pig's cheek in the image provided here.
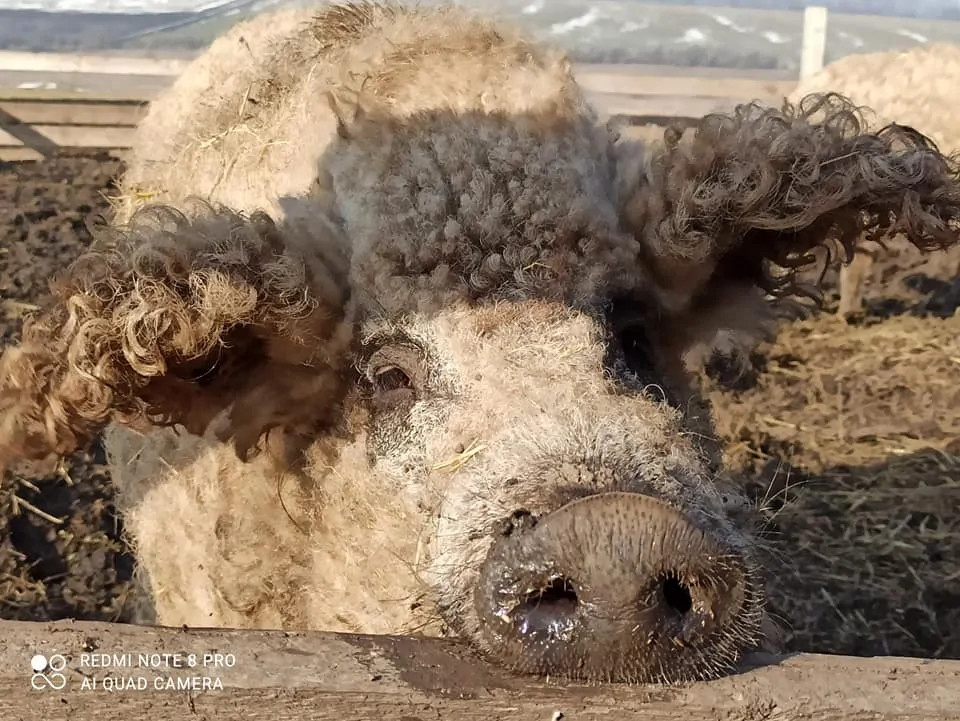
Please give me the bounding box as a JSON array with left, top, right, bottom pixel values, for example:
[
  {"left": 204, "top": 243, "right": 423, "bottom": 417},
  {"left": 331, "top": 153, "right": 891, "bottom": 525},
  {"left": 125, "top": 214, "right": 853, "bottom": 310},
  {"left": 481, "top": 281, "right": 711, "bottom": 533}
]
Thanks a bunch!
[
  {"left": 365, "top": 407, "right": 414, "bottom": 469},
  {"left": 363, "top": 399, "right": 438, "bottom": 482},
  {"left": 725, "top": 499, "right": 764, "bottom": 538},
  {"left": 712, "top": 482, "right": 759, "bottom": 530}
]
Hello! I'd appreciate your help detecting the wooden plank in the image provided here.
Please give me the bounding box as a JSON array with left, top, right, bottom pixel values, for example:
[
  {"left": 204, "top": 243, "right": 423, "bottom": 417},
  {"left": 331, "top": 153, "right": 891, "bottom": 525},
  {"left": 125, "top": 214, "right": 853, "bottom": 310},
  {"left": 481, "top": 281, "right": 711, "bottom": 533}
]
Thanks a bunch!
[
  {"left": 0, "top": 58, "right": 796, "bottom": 107},
  {"left": 0, "top": 50, "right": 799, "bottom": 95},
  {"left": 587, "top": 92, "right": 749, "bottom": 120},
  {"left": 573, "top": 62, "right": 796, "bottom": 82},
  {"left": 1, "top": 619, "right": 958, "bottom": 720},
  {"left": 0, "top": 147, "right": 129, "bottom": 162},
  {"left": 0, "top": 93, "right": 749, "bottom": 157},
  {"left": 0, "top": 99, "right": 146, "bottom": 127},
  {"left": 0, "top": 124, "right": 135, "bottom": 150},
  {"left": 0, "top": 50, "right": 190, "bottom": 76},
  {"left": 0, "top": 146, "right": 44, "bottom": 161},
  {"left": 0, "top": 58, "right": 799, "bottom": 124},
  {"left": 0, "top": 71, "right": 791, "bottom": 110},
  {"left": 0, "top": 59, "right": 803, "bottom": 156},
  {"left": 576, "top": 67, "right": 795, "bottom": 102},
  {"left": 0, "top": 87, "right": 153, "bottom": 103}
]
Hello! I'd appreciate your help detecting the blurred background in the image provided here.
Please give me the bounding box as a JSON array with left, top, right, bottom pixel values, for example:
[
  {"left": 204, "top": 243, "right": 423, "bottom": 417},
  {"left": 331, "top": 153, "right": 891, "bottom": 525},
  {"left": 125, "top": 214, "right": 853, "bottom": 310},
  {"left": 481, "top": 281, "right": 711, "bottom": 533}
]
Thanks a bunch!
[{"left": 0, "top": 0, "right": 959, "bottom": 74}]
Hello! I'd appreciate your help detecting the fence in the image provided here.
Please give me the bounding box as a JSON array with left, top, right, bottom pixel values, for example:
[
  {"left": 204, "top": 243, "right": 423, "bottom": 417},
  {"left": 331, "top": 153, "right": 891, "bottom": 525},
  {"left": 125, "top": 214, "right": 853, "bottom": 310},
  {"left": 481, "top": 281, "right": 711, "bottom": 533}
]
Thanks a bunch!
[
  {"left": 0, "top": 6, "right": 844, "bottom": 161},
  {"left": 2, "top": 618, "right": 958, "bottom": 718},
  {"left": 0, "top": 4, "right": 956, "bottom": 159},
  {"left": 0, "top": 62, "right": 801, "bottom": 162}
]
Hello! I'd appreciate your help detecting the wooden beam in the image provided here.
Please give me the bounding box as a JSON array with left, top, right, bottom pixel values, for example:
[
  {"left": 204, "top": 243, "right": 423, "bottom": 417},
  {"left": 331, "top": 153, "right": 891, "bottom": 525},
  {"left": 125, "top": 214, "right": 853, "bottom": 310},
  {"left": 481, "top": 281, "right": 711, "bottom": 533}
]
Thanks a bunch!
[
  {"left": 0, "top": 106, "right": 59, "bottom": 157},
  {"left": 0, "top": 52, "right": 798, "bottom": 110},
  {"left": 0, "top": 124, "right": 136, "bottom": 149},
  {"left": 800, "top": 6, "right": 829, "bottom": 80},
  {"left": 1, "top": 619, "right": 958, "bottom": 720},
  {"left": 0, "top": 147, "right": 129, "bottom": 162},
  {"left": 0, "top": 50, "right": 190, "bottom": 76},
  {"left": 575, "top": 66, "right": 794, "bottom": 103},
  {"left": 586, "top": 92, "right": 750, "bottom": 121},
  {"left": 0, "top": 87, "right": 155, "bottom": 103},
  {"left": 0, "top": 99, "right": 145, "bottom": 126},
  {"left": 0, "top": 54, "right": 804, "bottom": 157},
  {"left": 572, "top": 62, "right": 794, "bottom": 82},
  {"left": 0, "top": 90, "right": 762, "bottom": 158}
]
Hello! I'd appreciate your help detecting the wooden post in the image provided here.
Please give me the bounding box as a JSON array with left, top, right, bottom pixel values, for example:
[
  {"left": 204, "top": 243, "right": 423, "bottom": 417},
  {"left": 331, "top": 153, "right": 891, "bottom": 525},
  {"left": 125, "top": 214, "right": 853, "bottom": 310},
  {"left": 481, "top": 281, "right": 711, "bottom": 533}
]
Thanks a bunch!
[
  {"left": 1, "top": 619, "right": 959, "bottom": 720},
  {"left": 800, "top": 5, "right": 829, "bottom": 80},
  {"left": 838, "top": 251, "right": 876, "bottom": 320}
]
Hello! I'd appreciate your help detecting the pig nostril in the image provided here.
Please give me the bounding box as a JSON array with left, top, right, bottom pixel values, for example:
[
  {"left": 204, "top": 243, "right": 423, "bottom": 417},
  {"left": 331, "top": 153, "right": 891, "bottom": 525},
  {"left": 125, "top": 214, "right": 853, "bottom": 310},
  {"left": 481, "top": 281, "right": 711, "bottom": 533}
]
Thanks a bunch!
[
  {"left": 530, "top": 576, "right": 578, "bottom": 609},
  {"left": 476, "top": 493, "right": 761, "bottom": 683},
  {"left": 513, "top": 577, "right": 579, "bottom": 635},
  {"left": 498, "top": 509, "right": 538, "bottom": 537},
  {"left": 661, "top": 573, "right": 693, "bottom": 615}
]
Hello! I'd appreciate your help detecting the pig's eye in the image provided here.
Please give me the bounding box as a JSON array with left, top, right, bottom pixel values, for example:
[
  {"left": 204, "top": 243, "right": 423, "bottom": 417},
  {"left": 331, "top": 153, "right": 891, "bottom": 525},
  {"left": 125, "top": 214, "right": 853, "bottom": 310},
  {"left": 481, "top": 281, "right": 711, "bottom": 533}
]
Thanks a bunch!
[
  {"left": 603, "top": 295, "right": 658, "bottom": 376},
  {"left": 364, "top": 343, "right": 424, "bottom": 412},
  {"left": 618, "top": 323, "right": 656, "bottom": 375},
  {"left": 372, "top": 364, "right": 411, "bottom": 393}
]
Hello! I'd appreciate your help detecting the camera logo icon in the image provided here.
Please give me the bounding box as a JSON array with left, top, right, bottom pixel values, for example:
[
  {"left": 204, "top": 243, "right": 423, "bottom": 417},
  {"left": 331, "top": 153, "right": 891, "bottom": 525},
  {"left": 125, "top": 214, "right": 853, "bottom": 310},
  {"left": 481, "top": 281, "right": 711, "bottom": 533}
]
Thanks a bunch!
[{"left": 30, "top": 653, "right": 68, "bottom": 690}]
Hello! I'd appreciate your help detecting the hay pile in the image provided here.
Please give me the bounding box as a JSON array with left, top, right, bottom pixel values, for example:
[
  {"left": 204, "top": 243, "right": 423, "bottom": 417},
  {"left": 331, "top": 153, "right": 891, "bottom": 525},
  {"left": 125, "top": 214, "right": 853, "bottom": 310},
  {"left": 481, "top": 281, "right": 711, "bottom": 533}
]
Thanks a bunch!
[
  {"left": 711, "top": 314, "right": 960, "bottom": 472},
  {"left": 707, "top": 313, "right": 960, "bottom": 657},
  {"left": 790, "top": 43, "right": 960, "bottom": 153}
]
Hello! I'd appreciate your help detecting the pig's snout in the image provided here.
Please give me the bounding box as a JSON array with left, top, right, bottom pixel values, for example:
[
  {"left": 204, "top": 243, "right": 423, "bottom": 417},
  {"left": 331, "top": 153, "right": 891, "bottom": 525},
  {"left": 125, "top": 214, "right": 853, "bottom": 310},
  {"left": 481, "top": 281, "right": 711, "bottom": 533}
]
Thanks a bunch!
[{"left": 474, "top": 492, "right": 760, "bottom": 682}]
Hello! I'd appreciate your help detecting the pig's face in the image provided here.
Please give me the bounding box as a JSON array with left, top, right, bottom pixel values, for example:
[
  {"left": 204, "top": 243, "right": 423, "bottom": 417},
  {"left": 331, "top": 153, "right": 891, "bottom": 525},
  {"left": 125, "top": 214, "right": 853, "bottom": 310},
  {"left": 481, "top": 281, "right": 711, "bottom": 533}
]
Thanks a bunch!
[
  {"left": 332, "top": 299, "right": 765, "bottom": 683},
  {"left": 5, "top": 90, "right": 960, "bottom": 689}
]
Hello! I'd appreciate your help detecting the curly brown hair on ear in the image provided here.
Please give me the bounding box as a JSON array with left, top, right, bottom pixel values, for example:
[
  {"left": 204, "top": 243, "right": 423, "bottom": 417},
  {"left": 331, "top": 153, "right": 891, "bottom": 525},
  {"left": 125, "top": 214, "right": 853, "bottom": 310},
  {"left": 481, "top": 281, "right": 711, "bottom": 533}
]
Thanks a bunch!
[
  {"left": 0, "top": 200, "right": 353, "bottom": 469},
  {"left": 622, "top": 92, "right": 960, "bottom": 307}
]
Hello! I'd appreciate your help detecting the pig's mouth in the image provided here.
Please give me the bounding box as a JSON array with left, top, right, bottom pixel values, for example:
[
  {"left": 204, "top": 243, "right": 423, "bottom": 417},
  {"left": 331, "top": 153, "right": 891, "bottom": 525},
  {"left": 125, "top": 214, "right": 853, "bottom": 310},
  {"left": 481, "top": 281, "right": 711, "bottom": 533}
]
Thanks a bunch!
[{"left": 473, "top": 492, "right": 763, "bottom": 683}]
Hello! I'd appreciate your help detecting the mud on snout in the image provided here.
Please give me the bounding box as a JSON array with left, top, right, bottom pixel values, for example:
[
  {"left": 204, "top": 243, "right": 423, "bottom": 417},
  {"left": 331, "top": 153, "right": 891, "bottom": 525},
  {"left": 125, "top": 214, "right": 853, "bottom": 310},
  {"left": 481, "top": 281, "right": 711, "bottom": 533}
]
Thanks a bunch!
[
  {"left": 428, "top": 417, "right": 766, "bottom": 685},
  {"left": 475, "top": 490, "right": 763, "bottom": 683}
]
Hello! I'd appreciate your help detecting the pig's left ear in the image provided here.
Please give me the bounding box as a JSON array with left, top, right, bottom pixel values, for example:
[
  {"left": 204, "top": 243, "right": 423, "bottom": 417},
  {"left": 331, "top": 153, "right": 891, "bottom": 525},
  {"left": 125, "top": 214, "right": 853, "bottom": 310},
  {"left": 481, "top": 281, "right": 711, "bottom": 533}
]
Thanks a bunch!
[
  {"left": 615, "top": 92, "right": 960, "bottom": 366},
  {"left": 0, "top": 201, "right": 355, "bottom": 469}
]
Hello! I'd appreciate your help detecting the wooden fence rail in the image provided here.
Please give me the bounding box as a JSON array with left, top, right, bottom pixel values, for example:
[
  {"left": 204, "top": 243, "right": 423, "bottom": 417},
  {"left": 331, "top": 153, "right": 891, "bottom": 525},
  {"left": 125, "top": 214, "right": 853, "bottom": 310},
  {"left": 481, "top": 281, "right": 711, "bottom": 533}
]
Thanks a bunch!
[
  {"left": 0, "top": 4, "right": 839, "bottom": 159},
  {"left": 0, "top": 63, "right": 800, "bottom": 162},
  {"left": 2, "top": 618, "right": 959, "bottom": 720},
  {"left": 0, "top": 94, "right": 144, "bottom": 161}
]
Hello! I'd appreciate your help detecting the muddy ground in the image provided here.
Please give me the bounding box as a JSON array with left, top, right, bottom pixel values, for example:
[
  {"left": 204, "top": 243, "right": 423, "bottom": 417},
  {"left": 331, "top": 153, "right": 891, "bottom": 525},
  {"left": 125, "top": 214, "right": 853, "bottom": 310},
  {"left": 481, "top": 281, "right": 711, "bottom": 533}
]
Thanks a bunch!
[{"left": 0, "top": 152, "right": 958, "bottom": 662}]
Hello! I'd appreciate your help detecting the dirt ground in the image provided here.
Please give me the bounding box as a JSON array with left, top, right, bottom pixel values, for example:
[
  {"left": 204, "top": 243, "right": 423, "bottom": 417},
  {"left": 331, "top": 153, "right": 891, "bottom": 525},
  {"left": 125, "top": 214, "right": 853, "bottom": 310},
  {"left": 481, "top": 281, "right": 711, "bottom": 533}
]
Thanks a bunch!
[
  {"left": 0, "top": 152, "right": 134, "bottom": 624},
  {"left": 0, "top": 152, "right": 958, "bottom": 663}
]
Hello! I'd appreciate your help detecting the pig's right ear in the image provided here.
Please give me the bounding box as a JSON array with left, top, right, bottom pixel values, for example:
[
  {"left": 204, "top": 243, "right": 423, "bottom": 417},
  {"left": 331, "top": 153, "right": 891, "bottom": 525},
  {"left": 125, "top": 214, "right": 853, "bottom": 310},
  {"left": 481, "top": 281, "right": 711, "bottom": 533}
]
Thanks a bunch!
[
  {"left": 614, "top": 92, "right": 960, "bottom": 365},
  {"left": 0, "top": 201, "right": 354, "bottom": 469}
]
